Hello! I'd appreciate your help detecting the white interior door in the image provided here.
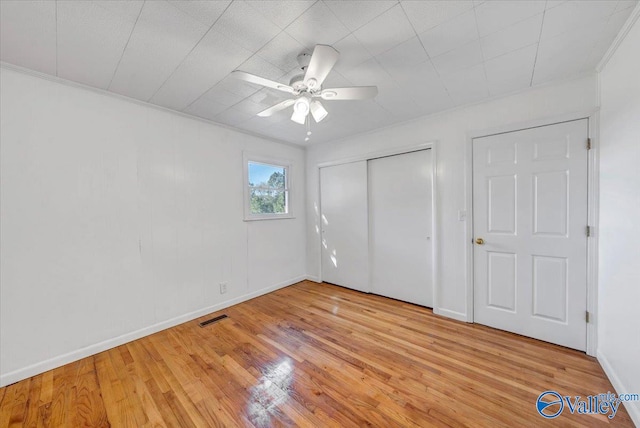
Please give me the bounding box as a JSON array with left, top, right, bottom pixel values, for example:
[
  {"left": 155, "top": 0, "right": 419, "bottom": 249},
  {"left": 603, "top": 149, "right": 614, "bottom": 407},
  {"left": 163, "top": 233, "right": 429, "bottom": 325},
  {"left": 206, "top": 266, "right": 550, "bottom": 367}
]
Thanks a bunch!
[
  {"left": 320, "top": 161, "right": 369, "bottom": 292},
  {"left": 369, "top": 150, "right": 433, "bottom": 307},
  {"left": 473, "top": 119, "right": 589, "bottom": 350}
]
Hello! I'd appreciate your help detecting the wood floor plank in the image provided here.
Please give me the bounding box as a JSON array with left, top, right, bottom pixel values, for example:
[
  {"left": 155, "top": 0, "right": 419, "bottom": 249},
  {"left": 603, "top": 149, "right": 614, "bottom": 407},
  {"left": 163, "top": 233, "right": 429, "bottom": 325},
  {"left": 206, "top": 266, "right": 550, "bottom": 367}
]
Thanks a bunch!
[{"left": 0, "top": 281, "right": 634, "bottom": 427}]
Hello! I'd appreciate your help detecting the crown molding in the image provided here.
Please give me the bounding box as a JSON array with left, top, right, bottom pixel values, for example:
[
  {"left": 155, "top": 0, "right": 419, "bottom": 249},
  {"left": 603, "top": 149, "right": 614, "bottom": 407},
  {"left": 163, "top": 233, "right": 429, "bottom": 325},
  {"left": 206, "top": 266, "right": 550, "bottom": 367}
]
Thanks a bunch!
[{"left": 597, "top": 3, "right": 640, "bottom": 72}]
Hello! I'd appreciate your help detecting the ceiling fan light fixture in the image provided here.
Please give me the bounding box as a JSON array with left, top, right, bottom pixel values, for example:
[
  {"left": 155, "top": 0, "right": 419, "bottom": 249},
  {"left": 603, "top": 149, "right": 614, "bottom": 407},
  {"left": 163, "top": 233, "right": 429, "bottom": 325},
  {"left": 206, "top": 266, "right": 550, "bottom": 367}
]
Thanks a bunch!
[
  {"left": 293, "top": 97, "right": 310, "bottom": 115},
  {"left": 310, "top": 100, "right": 328, "bottom": 122},
  {"left": 291, "top": 109, "right": 307, "bottom": 125}
]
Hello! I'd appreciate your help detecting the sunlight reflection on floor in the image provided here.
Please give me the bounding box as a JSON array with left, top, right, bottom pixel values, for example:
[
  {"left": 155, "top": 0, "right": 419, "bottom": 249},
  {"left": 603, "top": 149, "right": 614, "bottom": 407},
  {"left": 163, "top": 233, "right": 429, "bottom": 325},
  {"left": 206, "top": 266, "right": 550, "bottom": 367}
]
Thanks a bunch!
[{"left": 247, "top": 358, "right": 295, "bottom": 425}]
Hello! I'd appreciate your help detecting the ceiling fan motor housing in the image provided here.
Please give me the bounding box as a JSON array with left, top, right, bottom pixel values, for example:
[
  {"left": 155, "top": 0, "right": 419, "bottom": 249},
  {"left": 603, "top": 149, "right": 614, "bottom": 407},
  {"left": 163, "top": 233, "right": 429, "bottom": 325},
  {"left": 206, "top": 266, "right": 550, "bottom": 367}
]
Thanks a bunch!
[
  {"left": 290, "top": 51, "right": 313, "bottom": 92},
  {"left": 290, "top": 74, "right": 306, "bottom": 91}
]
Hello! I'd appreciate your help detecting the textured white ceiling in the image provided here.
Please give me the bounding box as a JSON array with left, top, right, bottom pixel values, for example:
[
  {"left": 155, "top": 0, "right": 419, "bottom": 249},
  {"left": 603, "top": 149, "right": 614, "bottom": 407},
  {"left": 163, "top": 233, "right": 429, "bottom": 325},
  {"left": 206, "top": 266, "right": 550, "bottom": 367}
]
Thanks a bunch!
[{"left": 1, "top": 0, "right": 636, "bottom": 145}]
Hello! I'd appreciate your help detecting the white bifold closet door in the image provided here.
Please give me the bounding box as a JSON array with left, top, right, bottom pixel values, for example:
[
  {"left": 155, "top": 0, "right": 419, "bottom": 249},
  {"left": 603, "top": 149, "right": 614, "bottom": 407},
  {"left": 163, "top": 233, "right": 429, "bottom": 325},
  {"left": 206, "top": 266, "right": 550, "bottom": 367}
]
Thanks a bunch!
[
  {"left": 369, "top": 150, "right": 433, "bottom": 307},
  {"left": 320, "top": 161, "right": 369, "bottom": 293}
]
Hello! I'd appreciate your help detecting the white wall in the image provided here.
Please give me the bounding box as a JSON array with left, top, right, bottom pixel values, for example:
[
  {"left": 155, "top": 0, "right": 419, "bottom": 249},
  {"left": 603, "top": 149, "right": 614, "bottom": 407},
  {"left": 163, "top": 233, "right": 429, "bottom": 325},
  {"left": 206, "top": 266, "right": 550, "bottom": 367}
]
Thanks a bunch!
[
  {"left": 0, "top": 67, "right": 306, "bottom": 386},
  {"left": 598, "top": 9, "right": 640, "bottom": 425},
  {"left": 306, "top": 74, "right": 598, "bottom": 320}
]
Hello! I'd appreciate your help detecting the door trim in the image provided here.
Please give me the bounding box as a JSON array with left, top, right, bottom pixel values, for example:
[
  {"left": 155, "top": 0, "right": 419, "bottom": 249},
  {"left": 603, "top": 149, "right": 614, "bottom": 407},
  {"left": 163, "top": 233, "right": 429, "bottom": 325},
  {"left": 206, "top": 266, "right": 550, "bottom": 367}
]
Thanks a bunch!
[
  {"left": 316, "top": 141, "right": 439, "bottom": 311},
  {"left": 465, "top": 110, "right": 600, "bottom": 356}
]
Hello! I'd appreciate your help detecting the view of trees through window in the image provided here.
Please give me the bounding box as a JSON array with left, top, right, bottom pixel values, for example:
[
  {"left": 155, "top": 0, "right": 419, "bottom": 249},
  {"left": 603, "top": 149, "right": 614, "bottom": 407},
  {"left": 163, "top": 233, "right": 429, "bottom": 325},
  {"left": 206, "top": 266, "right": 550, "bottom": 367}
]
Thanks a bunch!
[{"left": 248, "top": 162, "right": 288, "bottom": 215}]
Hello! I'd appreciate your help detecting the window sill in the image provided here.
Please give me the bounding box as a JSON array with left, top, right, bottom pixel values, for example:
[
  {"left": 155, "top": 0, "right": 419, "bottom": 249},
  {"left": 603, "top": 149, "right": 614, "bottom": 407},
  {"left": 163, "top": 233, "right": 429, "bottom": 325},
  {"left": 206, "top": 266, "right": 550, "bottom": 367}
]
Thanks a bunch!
[{"left": 243, "top": 215, "right": 295, "bottom": 222}]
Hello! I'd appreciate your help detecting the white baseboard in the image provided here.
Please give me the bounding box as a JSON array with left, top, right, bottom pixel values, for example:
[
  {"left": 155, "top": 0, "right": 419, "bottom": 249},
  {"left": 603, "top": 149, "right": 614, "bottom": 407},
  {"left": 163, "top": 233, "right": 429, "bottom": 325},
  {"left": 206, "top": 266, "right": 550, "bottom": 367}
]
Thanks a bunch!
[
  {"left": 433, "top": 307, "right": 469, "bottom": 323},
  {"left": 0, "top": 275, "right": 306, "bottom": 387},
  {"left": 597, "top": 350, "right": 640, "bottom": 426},
  {"left": 304, "top": 275, "right": 321, "bottom": 283}
]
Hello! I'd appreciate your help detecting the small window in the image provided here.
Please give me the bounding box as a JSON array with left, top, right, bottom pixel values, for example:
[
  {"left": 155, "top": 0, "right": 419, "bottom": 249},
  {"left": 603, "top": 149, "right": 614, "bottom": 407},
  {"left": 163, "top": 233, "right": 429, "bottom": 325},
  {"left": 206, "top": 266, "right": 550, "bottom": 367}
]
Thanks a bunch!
[{"left": 244, "top": 157, "right": 292, "bottom": 220}]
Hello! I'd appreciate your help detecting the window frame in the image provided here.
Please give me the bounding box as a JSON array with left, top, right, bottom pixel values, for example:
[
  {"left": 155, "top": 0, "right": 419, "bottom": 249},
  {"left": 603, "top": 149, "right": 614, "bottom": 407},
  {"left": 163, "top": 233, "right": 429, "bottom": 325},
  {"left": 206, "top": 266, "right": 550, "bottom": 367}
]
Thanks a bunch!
[{"left": 243, "top": 153, "right": 294, "bottom": 221}]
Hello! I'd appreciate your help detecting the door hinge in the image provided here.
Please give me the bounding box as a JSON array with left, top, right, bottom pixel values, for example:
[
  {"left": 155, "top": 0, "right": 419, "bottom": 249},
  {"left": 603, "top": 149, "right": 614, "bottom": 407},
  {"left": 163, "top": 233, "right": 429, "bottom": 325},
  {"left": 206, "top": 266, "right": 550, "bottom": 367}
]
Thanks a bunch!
[
  {"left": 586, "top": 225, "right": 592, "bottom": 237},
  {"left": 586, "top": 311, "right": 590, "bottom": 323},
  {"left": 587, "top": 138, "right": 592, "bottom": 150}
]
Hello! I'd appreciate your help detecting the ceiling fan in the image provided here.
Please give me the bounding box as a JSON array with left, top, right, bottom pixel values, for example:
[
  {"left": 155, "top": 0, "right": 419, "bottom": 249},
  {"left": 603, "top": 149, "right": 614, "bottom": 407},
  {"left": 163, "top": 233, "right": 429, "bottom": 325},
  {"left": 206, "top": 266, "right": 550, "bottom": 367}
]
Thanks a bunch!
[{"left": 231, "top": 45, "right": 378, "bottom": 126}]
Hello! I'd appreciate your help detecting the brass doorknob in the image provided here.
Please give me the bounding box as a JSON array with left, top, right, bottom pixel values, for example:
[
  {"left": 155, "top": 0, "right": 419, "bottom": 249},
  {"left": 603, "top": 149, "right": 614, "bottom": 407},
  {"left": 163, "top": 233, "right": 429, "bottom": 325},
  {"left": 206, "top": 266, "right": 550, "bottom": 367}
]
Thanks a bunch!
[{"left": 475, "top": 238, "right": 485, "bottom": 245}]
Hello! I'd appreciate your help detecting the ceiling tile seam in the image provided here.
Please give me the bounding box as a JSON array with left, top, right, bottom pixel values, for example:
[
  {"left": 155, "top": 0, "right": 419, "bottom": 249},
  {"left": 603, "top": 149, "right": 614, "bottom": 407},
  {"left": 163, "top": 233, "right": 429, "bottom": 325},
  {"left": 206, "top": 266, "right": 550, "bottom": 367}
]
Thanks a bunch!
[
  {"left": 310, "top": 0, "right": 351, "bottom": 42},
  {"left": 320, "top": 32, "right": 371, "bottom": 76},
  {"left": 146, "top": 0, "right": 236, "bottom": 102},
  {"left": 472, "top": 5, "right": 489, "bottom": 93},
  {"left": 610, "top": 1, "right": 625, "bottom": 17},
  {"left": 488, "top": 41, "right": 540, "bottom": 63},
  {"left": 246, "top": 0, "right": 318, "bottom": 71},
  {"left": 93, "top": 2, "right": 140, "bottom": 25},
  {"left": 396, "top": 2, "right": 429, "bottom": 59},
  {"left": 408, "top": 0, "right": 480, "bottom": 36},
  {"left": 278, "top": 0, "right": 320, "bottom": 32},
  {"left": 370, "top": 56, "right": 395, "bottom": 90},
  {"left": 479, "top": 12, "right": 546, "bottom": 41},
  {"left": 283, "top": 1, "right": 351, "bottom": 49},
  {"left": 529, "top": 4, "right": 547, "bottom": 87},
  {"left": 614, "top": 0, "right": 622, "bottom": 13},
  {"left": 619, "top": 0, "right": 639, "bottom": 12},
  {"left": 412, "top": 0, "right": 494, "bottom": 60},
  {"left": 220, "top": 84, "right": 286, "bottom": 119},
  {"left": 55, "top": 0, "right": 58, "bottom": 76},
  {"left": 320, "top": 0, "right": 399, "bottom": 34},
  {"left": 245, "top": 0, "right": 318, "bottom": 30},
  {"left": 331, "top": 68, "right": 356, "bottom": 86},
  {"left": 256, "top": 50, "right": 303, "bottom": 75},
  {"left": 180, "top": 43, "right": 289, "bottom": 115},
  {"left": 106, "top": 0, "right": 146, "bottom": 91},
  {"left": 352, "top": 31, "right": 409, "bottom": 60},
  {"left": 254, "top": 0, "right": 320, "bottom": 61},
  {"left": 368, "top": 55, "right": 425, "bottom": 111},
  {"left": 544, "top": 1, "right": 564, "bottom": 11},
  {"left": 280, "top": 2, "right": 320, "bottom": 46},
  {"left": 372, "top": 97, "right": 399, "bottom": 119},
  {"left": 397, "top": 1, "right": 453, "bottom": 101},
  {"left": 181, "top": 39, "right": 289, "bottom": 117},
  {"left": 182, "top": 0, "right": 323, "bottom": 114},
  {"left": 580, "top": 4, "right": 627, "bottom": 74},
  {"left": 543, "top": 2, "right": 621, "bottom": 43},
  {"left": 350, "top": 7, "right": 417, "bottom": 58}
]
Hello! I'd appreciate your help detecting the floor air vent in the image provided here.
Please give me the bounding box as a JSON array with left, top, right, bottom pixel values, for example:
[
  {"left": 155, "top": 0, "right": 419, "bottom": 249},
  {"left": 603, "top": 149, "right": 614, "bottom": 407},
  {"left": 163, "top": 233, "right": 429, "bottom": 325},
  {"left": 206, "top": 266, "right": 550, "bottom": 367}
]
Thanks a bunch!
[{"left": 199, "top": 314, "right": 228, "bottom": 327}]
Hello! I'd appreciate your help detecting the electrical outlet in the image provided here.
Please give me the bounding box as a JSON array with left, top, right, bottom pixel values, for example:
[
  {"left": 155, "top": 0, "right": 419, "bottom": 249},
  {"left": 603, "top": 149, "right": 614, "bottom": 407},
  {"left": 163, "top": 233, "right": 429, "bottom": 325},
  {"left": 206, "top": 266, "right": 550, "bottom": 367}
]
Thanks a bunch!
[{"left": 219, "top": 282, "right": 227, "bottom": 294}]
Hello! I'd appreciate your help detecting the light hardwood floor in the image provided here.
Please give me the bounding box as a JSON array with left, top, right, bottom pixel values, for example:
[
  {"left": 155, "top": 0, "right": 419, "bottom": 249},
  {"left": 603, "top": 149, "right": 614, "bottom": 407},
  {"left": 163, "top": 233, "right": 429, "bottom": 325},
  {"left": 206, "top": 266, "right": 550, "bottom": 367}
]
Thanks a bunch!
[{"left": 0, "top": 281, "right": 633, "bottom": 427}]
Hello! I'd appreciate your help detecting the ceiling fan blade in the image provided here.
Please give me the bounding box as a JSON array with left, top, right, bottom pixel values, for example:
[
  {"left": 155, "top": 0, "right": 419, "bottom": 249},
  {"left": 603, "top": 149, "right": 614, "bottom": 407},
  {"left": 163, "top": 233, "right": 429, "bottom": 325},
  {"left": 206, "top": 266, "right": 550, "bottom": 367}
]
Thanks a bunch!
[
  {"left": 231, "top": 70, "right": 295, "bottom": 94},
  {"left": 257, "top": 99, "right": 295, "bottom": 117},
  {"left": 304, "top": 45, "right": 339, "bottom": 89},
  {"left": 320, "top": 86, "right": 378, "bottom": 101}
]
